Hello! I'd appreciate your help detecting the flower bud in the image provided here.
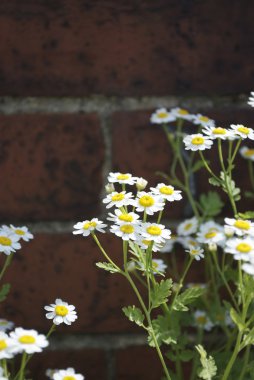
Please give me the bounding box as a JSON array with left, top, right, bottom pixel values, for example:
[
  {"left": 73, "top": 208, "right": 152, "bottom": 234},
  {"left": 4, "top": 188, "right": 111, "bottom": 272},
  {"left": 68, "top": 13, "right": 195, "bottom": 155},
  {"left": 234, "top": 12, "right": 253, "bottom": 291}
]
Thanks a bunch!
[
  {"left": 105, "top": 183, "right": 115, "bottom": 194},
  {"left": 126, "top": 261, "right": 136, "bottom": 272},
  {"left": 224, "top": 226, "right": 234, "bottom": 238},
  {"left": 208, "top": 242, "right": 217, "bottom": 252},
  {"left": 136, "top": 177, "right": 148, "bottom": 191}
]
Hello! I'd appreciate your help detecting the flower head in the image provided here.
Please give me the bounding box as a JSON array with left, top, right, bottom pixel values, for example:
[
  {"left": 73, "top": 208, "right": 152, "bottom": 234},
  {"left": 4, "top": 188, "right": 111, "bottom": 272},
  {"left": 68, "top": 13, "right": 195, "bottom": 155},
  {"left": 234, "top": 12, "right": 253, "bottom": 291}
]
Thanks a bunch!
[
  {"left": 230, "top": 124, "right": 254, "bottom": 140},
  {"left": 107, "top": 172, "right": 137, "bottom": 185},
  {"left": 170, "top": 107, "right": 193, "bottom": 121},
  {"left": 248, "top": 91, "right": 254, "bottom": 108},
  {"left": 0, "top": 331, "right": 16, "bottom": 359},
  {"left": 150, "top": 108, "right": 176, "bottom": 124},
  {"left": 52, "top": 368, "right": 84, "bottom": 380},
  {"left": 0, "top": 319, "right": 14, "bottom": 332},
  {"left": 133, "top": 192, "right": 164, "bottom": 215},
  {"left": 197, "top": 221, "right": 225, "bottom": 246},
  {"left": 194, "top": 310, "right": 213, "bottom": 331},
  {"left": 202, "top": 126, "right": 234, "bottom": 140},
  {"left": 225, "top": 237, "right": 254, "bottom": 261},
  {"left": 103, "top": 191, "right": 133, "bottom": 209},
  {"left": 10, "top": 328, "right": 48, "bottom": 354},
  {"left": 177, "top": 217, "right": 199, "bottom": 236},
  {"left": 110, "top": 223, "right": 140, "bottom": 241},
  {"left": 224, "top": 218, "right": 254, "bottom": 237},
  {"left": 192, "top": 114, "right": 215, "bottom": 128},
  {"left": 239, "top": 146, "right": 254, "bottom": 161},
  {"left": 186, "top": 246, "right": 204, "bottom": 261},
  {"left": 150, "top": 183, "right": 182, "bottom": 202},
  {"left": 45, "top": 299, "right": 77, "bottom": 325},
  {"left": 183, "top": 134, "right": 213, "bottom": 151},
  {"left": 73, "top": 218, "right": 107, "bottom": 237},
  {"left": 0, "top": 232, "right": 21, "bottom": 255},
  {"left": 1, "top": 225, "right": 34, "bottom": 242},
  {"left": 140, "top": 222, "right": 171, "bottom": 243},
  {"left": 107, "top": 209, "right": 139, "bottom": 225}
]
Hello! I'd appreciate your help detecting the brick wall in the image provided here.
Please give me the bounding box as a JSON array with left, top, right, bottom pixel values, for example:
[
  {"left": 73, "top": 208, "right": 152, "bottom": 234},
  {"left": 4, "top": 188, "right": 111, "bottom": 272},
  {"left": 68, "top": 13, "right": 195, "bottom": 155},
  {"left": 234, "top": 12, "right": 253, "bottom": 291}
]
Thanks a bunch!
[{"left": 0, "top": 1, "right": 254, "bottom": 379}]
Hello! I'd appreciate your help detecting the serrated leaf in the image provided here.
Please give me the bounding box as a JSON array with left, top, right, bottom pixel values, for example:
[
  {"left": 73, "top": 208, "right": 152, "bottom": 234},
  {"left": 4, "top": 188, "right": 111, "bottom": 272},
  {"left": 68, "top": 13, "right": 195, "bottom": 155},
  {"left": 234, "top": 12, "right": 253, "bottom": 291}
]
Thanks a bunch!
[
  {"left": 238, "top": 211, "right": 254, "bottom": 220},
  {"left": 173, "top": 287, "right": 205, "bottom": 312},
  {"left": 230, "top": 308, "right": 245, "bottom": 332},
  {"left": 96, "top": 262, "right": 119, "bottom": 273},
  {"left": 220, "top": 172, "right": 241, "bottom": 202},
  {"left": 199, "top": 191, "right": 224, "bottom": 217},
  {"left": 208, "top": 177, "right": 221, "bottom": 187},
  {"left": 122, "top": 305, "right": 145, "bottom": 327},
  {"left": 0, "top": 283, "right": 10, "bottom": 302},
  {"left": 151, "top": 279, "right": 173, "bottom": 309},
  {"left": 196, "top": 345, "right": 217, "bottom": 380},
  {"left": 148, "top": 315, "right": 177, "bottom": 347},
  {"left": 240, "top": 326, "right": 254, "bottom": 350},
  {"left": 192, "top": 160, "right": 210, "bottom": 173}
]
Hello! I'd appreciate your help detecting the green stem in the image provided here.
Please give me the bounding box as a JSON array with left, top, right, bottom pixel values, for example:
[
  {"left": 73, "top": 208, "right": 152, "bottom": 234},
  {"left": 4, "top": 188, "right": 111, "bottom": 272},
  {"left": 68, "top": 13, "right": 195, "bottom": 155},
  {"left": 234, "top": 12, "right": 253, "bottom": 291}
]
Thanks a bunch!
[
  {"left": 18, "top": 352, "right": 27, "bottom": 380},
  {"left": 248, "top": 160, "right": 254, "bottom": 191},
  {"left": 171, "top": 257, "right": 193, "bottom": 310},
  {"left": 239, "top": 345, "right": 250, "bottom": 380},
  {"left": 221, "top": 332, "right": 242, "bottom": 380},
  {"left": 0, "top": 253, "right": 14, "bottom": 282},
  {"left": 92, "top": 233, "right": 121, "bottom": 272},
  {"left": 46, "top": 323, "right": 56, "bottom": 339}
]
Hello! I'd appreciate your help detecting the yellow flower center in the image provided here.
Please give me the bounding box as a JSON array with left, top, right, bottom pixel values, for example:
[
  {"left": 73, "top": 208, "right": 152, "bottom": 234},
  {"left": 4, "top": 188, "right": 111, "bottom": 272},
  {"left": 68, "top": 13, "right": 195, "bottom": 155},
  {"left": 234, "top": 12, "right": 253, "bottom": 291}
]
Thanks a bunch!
[
  {"left": 0, "top": 236, "right": 12, "bottom": 246},
  {"left": 184, "top": 223, "right": 193, "bottom": 231},
  {"left": 152, "top": 261, "right": 159, "bottom": 270},
  {"left": 55, "top": 305, "right": 69, "bottom": 316},
  {"left": 196, "top": 316, "right": 207, "bottom": 325},
  {"left": 234, "top": 220, "right": 250, "bottom": 230},
  {"left": 142, "top": 239, "right": 152, "bottom": 246},
  {"left": 15, "top": 229, "right": 25, "bottom": 235},
  {"left": 120, "top": 225, "right": 134, "bottom": 234},
  {"left": 188, "top": 239, "right": 197, "bottom": 246},
  {"left": 139, "top": 195, "right": 155, "bottom": 207},
  {"left": 0, "top": 340, "right": 7, "bottom": 350},
  {"left": 83, "top": 221, "right": 97, "bottom": 230},
  {"left": 116, "top": 174, "right": 130, "bottom": 180},
  {"left": 19, "top": 335, "right": 36, "bottom": 344},
  {"left": 146, "top": 226, "right": 162, "bottom": 236},
  {"left": 119, "top": 214, "right": 133, "bottom": 222},
  {"left": 212, "top": 127, "right": 226, "bottom": 135},
  {"left": 157, "top": 112, "right": 168, "bottom": 119},
  {"left": 190, "top": 249, "right": 199, "bottom": 256},
  {"left": 237, "top": 126, "right": 249, "bottom": 135},
  {"left": 63, "top": 377, "right": 76, "bottom": 380},
  {"left": 245, "top": 149, "right": 254, "bottom": 157},
  {"left": 191, "top": 137, "right": 204, "bottom": 145},
  {"left": 236, "top": 243, "right": 252, "bottom": 253},
  {"left": 199, "top": 116, "right": 209, "bottom": 122},
  {"left": 178, "top": 109, "right": 189, "bottom": 115},
  {"left": 205, "top": 231, "right": 217, "bottom": 239},
  {"left": 159, "top": 186, "right": 174, "bottom": 195},
  {"left": 111, "top": 193, "right": 125, "bottom": 202}
]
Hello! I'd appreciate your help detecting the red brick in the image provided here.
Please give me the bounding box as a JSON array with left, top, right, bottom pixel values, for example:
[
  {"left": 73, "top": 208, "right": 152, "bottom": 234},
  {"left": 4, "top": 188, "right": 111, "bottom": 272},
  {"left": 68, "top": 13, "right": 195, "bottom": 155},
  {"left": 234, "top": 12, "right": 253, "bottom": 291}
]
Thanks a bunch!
[
  {"left": 116, "top": 345, "right": 164, "bottom": 380},
  {"left": 29, "top": 348, "right": 107, "bottom": 380},
  {"left": 0, "top": 114, "right": 104, "bottom": 221},
  {"left": 2, "top": 232, "right": 148, "bottom": 333},
  {"left": 0, "top": 1, "right": 253, "bottom": 96}
]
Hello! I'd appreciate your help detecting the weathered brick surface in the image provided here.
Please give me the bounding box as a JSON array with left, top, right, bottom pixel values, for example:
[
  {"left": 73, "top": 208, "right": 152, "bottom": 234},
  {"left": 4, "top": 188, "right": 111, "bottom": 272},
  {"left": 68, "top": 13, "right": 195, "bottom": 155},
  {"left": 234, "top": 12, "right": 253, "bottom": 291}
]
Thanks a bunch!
[
  {"left": 0, "top": 114, "right": 104, "bottom": 221},
  {"left": 29, "top": 348, "right": 107, "bottom": 380},
  {"left": 2, "top": 233, "right": 145, "bottom": 333},
  {"left": 0, "top": 1, "right": 253, "bottom": 96},
  {"left": 115, "top": 345, "right": 163, "bottom": 380}
]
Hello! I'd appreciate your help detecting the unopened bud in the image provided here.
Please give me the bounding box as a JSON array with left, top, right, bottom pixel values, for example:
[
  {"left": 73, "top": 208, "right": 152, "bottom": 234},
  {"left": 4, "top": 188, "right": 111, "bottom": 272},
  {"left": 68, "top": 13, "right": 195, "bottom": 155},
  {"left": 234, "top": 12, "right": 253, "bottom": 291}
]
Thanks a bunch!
[
  {"left": 136, "top": 177, "right": 148, "bottom": 191},
  {"left": 126, "top": 261, "right": 136, "bottom": 272},
  {"left": 224, "top": 226, "right": 234, "bottom": 238},
  {"left": 105, "top": 183, "right": 115, "bottom": 194},
  {"left": 208, "top": 242, "right": 217, "bottom": 252}
]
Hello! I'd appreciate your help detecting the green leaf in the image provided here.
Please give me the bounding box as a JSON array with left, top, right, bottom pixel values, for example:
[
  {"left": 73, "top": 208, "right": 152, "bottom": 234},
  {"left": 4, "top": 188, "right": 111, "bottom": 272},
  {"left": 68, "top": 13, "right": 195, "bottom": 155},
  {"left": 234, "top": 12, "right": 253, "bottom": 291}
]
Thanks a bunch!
[
  {"left": 220, "top": 172, "right": 241, "bottom": 201},
  {"left": 199, "top": 191, "right": 224, "bottom": 217},
  {"left": 230, "top": 308, "right": 245, "bottom": 332},
  {"left": 244, "top": 191, "right": 254, "bottom": 199},
  {"left": 240, "top": 326, "right": 254, "bottom": 350},
  {"left": 173, "top": 287, "right": 205, "bottom": 312},
  {"left": 238, "top": 211, "right": 254, "bottom": 220},
  {"left": 208, "top": 177, "right": 221, "bottom": 187},
  {"left": 148, "top": 315, "right": 177, "bottom": 347},
  {"left": 0, "top": 283, "right": 10, "bottom": 302},
  {"left": 96, "top": 262, "right": 119, "bottom": 273},
  {"left": 151, "top": 279, "right": 173, "bottom": 309},
  {"left": 196, "top": 345, "right": 217, "bottom": 380},
  {"left": 122, "top": 306, "right": 145, "bottom": 327},
  {"left": 192, "top": 160, "right": 210, "bottom": 173}
]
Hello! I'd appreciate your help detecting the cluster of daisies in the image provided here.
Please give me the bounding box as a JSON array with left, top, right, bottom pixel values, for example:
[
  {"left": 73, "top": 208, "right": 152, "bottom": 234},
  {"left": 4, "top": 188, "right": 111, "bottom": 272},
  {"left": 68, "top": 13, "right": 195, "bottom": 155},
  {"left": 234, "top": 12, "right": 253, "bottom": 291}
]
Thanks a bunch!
[
  {"left": 0, "top": 298, "right": 81, "bottom": 378},
  {"left": 73, "top": 172, "right": 184, "bottom": 274},
  {"left": 150, "top": 93, "right": 254, "bottom": 156},
  {"left": 0, "top": 224, "right": 33, "bottom": 255}
]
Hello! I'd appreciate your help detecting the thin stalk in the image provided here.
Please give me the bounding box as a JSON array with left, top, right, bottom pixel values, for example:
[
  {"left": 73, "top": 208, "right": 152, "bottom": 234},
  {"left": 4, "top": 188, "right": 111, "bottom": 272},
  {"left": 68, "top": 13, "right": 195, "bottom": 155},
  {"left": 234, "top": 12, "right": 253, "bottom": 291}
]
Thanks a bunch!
[
  {"left": 92, "top": 234, "right": 121, "bottom": 272},
  {"left": 248, "top": 160, "right": 254, "bottom": 191},
  {"left": 171, "top": 257, "right": 193, "bottom": 310},
  {"left": 18, "top": 352, "right": 27, "bottom": 380},
  {"left": 0, "top": 253, "right": 14, "bottom": 282},
  {"left": 239, "top": 345, "right": 250, "bottom": 380}
]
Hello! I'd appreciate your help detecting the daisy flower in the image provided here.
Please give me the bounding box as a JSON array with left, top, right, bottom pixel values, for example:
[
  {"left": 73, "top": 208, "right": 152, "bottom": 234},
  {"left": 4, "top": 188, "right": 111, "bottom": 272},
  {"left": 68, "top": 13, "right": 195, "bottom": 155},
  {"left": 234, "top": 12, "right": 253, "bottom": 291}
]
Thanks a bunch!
[
  {"left": 230, "top": 124, "right": 254, "bottom": 140},
  {"left": 73, "top": 218, "right": 107, "bottom": 237},
  {"left": 110, "top": 223, "right": 140, "bottom": 241},
  {"left": 197, "top": 226, "right": 225, "bottom": 246},
  {"left": 183, "top": 133, "right": 213, "bottom": 151},
  {"left": 170, "top": 107, "right": 193, "bottom": 121},
  {"left": 107, "top": 172, "right": 137, "bottom": 185},
  {"left": 150, "top": 108, "right": 176, "bottom": 124},
  {"left": 1, "top": 225, "right": 34, "bottom": 242},
  {"left": 133, "top": 192, "right": 164, "bottom": 215},
  {"left": 177, "top": 217, "right": 199, "bottom": 236},
  {"left": 0, "top": 232, "right": 21, "bottom": 255},
  {"left": 192, "top": 114, "right": 215, "bottom": 128},
  {"left": 45, "top": 299, "right": 77, "bottom": 325},
  {"left": 202, "top": 126, "right": 234, "bottom": 140},
  {"left": 0, "top": 331, "right": 16, "bottom": 359},
  {"left": 0, "top": 319, "right": 14, "bottom": 332},
  {"left": 194, "top": 310, "right": 213, "bottom": 331},
  {"left": 239, "top": 146, "right": 254, "bottom": 161},
  {"left": 150, "top": 183, "right": 182, "bottom": 202},
  {"left": 103, "top": 191, "right": 133, "bottom": 209},
  {"left": 248, "top": 91, "right": 254, "bottom": 107},
  {"left": 224, "top": 218, "right": 254, "bottom": 237},
  {"left": 136, "top": 238, "right": 163, "bottom": 252},
  {"left": 0, "top": 367, "right": 8, "bottom": 380},
  {"left": 140, "top": 222, "right": 171, "bottom": 243},
  {"left": 225, "top": 237, "right": 254, "bottom": 261},
  {"left": 10, "top": 328, "right": 48, "bottom": 354},
  {"left": 242, "top": 262, "right": 254, "bottom": 276},
  {"left": 152, "top": 259, "right": 167, "bottom": 274},
  {"left": 186, "top": 246, "right": 204, "bottom": 261},
  {"left": 52, "top": 367, "right": 84, "bottom": 380},
  {"left": 177, "top": 236, "right": 199, "bottom": 249},
  {"left": 107, "top": 209, "right": 139, "bottom": 225}
]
